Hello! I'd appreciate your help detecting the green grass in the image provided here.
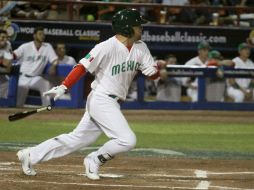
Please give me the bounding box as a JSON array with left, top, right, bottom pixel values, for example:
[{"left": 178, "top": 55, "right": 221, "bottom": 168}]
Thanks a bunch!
[
  {"left": 134, "top": 121, "right": 254, "bottom": 153},
  {"left": 0, "top": 120, "right": 254, "bottom": 154}
]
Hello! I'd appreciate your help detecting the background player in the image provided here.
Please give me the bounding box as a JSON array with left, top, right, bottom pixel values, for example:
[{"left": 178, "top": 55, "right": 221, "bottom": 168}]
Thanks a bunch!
[
  {"left": 156, "top": 54, "right": 182, "bottom": 102},
  {"left": 55, "top": 42, "right": 76, "bottom": 65},
  {"left": 227, "top": 43, "right": 254, "bottom": 102},
  {"left": 182, "top": 41, "right": 210, "bottom": 102},
  {"left": 14, "top": 26, "right": 58, "bottom": 107},
  {"left": 17, "top": 9, "right": 160, "bottom": 180},
  {"left": 0, "top": 29, "right": 13, "bottom": 98}
]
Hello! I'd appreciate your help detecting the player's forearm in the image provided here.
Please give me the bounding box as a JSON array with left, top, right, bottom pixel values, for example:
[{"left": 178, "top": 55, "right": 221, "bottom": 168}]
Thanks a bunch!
[
  {"left": 62, "top": 64, "right": 86, "bottom": 89},
  {"left": 149, "top": 70, "right": 160, "bottom": 80},
  {"left": 52, "top": 59, "right": 59, "bottom": 66},
  {"left": 2, "top": 59, "right": 12, "bottom": 68},
  {"left": 47, "top": 59, "right": 59, "bottom": 75}
]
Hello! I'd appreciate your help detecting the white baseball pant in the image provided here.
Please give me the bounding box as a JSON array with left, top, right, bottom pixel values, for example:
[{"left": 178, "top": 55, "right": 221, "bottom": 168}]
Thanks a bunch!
[
  {"left": 16, "top": 75, "right": 51, "bottom": 107},
  {"left": 29, "top": 90, "right": 136, "bottom": 165},
  {"left": 227, "top": 86, "right": 254, "bottom": 102},
  {"left": 0, "top": 76, "right": 8, "bottom": 98},
  {"left": 187, "top": 88, "right": 198, "bottom": 102}
]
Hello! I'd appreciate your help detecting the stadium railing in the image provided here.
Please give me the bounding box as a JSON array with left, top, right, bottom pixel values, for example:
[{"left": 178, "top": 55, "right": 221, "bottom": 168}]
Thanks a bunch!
[{"left": 1, "top": 64, "right": 254, "bottom": 111}]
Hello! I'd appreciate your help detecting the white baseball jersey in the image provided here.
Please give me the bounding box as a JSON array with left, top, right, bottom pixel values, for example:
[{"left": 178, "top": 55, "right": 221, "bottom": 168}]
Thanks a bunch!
[
  {"left": 80, "top": 36, "right": 156, "bottom": 100},
  {"left": 58, "top": 55, "right": 76, "bottom": 65},
  {"left": 0, "top": 41, "right": 13, "bottom": 98},
  {"left": 232, "top": 57, "right": 254, "bottom": 89},
  {"left": 183, "top": 56, "right": 207, "bottom": 87},
  {"left": 14, "top": 41, "right": 58, "bottom": 76},
  {"left": 0, "top": 41, "right": 13, "bottom": 63}
]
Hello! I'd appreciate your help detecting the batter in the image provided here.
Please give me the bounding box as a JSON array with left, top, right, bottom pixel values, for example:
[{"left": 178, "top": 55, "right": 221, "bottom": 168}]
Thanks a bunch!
[{"left": 17, "top": 9, "right": 160, "bottom": 180}]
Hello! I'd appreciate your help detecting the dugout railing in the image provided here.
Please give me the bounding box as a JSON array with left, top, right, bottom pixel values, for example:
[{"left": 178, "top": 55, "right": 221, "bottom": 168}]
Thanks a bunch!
[{"left": 1, "top": 64, "right": 254, "bottom": 111}]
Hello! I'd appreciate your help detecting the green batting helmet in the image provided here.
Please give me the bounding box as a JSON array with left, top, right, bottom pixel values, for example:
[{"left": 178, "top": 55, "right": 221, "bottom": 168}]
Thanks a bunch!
[{"left": 112, "top": 9, "right": 147, "bottom": 37}]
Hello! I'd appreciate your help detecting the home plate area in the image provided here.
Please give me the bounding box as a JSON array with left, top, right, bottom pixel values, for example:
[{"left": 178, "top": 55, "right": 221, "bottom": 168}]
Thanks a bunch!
[{"left": 0, "top": 152, "right": 254, "bottom": 190}]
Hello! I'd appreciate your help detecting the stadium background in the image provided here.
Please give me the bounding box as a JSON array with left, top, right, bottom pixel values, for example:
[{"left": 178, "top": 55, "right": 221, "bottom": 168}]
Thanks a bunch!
[{"left": 0, "top": 1, "right": 254, "bottom": 189}]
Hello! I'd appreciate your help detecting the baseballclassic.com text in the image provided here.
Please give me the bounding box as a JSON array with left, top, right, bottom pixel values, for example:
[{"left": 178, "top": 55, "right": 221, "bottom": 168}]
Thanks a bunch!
[{"left": 141, "top": 31, "right": 227, "bottom": 44}]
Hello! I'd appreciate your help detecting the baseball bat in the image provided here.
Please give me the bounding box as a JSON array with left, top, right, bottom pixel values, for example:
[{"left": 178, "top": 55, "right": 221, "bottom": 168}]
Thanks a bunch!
[{"left": 8, "top": 105, "right": 52, "bottom": 122}]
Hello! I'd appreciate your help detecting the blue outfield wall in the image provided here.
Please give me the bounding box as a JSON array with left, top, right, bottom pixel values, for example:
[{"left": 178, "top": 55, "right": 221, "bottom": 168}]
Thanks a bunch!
[{"left": 1, "top": 64, "right": 254, "bottom": 111}]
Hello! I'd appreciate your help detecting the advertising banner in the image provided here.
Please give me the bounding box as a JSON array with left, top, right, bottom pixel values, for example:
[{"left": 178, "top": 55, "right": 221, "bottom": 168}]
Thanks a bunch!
[{"left": 12, "top": 20, "right": 252, "bottom": 52}]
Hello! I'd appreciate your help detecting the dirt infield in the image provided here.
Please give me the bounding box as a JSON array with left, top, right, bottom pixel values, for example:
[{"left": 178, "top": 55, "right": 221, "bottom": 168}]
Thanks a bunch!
[
  {"left": 1, "top": 109, "right": 254, "bottom": 189},
  {"left": 0, "top": 152, "right": 254, "bottom": 190}
]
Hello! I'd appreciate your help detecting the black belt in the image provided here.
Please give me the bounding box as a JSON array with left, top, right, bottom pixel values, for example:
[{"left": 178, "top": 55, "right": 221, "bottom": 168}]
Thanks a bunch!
[
  {"left": 108, "top": 94, "right": 123, "bottom": 104},
  {"left": 19, "top": 73, "right": 34, "bottom": 77}
]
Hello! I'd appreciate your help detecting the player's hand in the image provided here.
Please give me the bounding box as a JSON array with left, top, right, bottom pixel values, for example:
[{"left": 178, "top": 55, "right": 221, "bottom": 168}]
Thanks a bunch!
[
  {"left": 142, "top": 66, "right": 158, "bottom": 76},
  {"left": 159, "top": 69, "right": 168, "bottom": 81},
  {"left": 156, "top": 60, "right": 166, "bottom": 68},
  {"left": 43, "top": 85, "right": 68, "bottom": 101}
]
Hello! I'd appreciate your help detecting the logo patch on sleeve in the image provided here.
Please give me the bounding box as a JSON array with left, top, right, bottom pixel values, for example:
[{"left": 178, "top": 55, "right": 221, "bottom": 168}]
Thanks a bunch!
[{"left": 85, "top": 53, "right": 94, "bottom": 62}]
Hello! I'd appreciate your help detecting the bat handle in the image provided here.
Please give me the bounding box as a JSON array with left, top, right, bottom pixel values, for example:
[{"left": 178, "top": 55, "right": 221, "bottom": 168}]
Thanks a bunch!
[{"left": 37, "top": 105, "right": 52, "bottom": 112}]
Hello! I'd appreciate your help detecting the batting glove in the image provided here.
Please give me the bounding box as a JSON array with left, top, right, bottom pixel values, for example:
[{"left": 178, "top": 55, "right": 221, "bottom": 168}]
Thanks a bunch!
[
  {"left": 142, "top": 66, "right": 158, "bottom": 76},
  {"left": 43, "top": 84, "right": 68, "bottom": 101}
]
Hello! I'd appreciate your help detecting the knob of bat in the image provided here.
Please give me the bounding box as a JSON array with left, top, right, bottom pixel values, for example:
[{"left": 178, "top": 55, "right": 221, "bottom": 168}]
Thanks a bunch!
[{"left": 47, "top": 106, "right": 52, "bottom": 111}]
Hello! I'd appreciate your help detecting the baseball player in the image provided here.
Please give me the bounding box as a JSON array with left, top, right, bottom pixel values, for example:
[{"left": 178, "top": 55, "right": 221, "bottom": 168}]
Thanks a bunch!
[
  {"left": 55, "top": 42, "right": 76, "bottom": 65},
  {"left": 227, "top": 43, "right": 254, "bottom": 102},
  {"left": 0, "top": 29, "right": 13, "bottom": 98},
  {"left": 49, "top": 42, "right": 77, "bottom": 99},
  {"left": 182, "top": 41, "right": 210, "bottom": 102},
  {"left": 17, "top": 9, "right": 159, "bottom": 180},
  {"left": 14, "top": 26, "right": 58, "bottom": 107},
  {"left": 156, "top": 54, "right": 182, "bottom": 102}
]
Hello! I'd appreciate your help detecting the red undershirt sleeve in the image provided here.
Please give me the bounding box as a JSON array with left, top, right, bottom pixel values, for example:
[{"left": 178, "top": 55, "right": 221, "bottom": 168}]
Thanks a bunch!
[{"left": 62, "top": 64, "right": 86, "bottom": 89}]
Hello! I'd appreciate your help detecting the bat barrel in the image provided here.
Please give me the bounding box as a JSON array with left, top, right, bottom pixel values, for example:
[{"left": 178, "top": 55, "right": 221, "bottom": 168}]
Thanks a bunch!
[
  {"left": 8, "top": 110, "right": 36, "bottom": 121},
  {"left": 8, "top": 105, "right": 52, "bottom": 122}
]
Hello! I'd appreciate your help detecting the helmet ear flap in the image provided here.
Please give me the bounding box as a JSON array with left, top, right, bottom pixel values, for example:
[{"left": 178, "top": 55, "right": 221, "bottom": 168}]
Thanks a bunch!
[
  {"left": 122, "top": 26, "right": 134, "bottom": 37},
  {"left": 112, "top": 24, "right": 134, "bottom": 37}
]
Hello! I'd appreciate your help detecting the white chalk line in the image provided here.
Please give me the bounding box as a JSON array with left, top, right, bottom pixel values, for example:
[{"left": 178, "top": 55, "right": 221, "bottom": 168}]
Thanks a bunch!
[
  {"left": 78, "top": 173, "right": 124, "bottom": 178},
  {"left": 0, "top": 162, "right": 16, "bottom": 166},
  {"left": 0, "top": 167, "right": 202, "bottom": 180},
  {"left": 209, "top": 186, "right": 254, "bottom": 190},
  {"left": 0, "top": 179, "right": 197, "bottom": 190},
  {"left": 195, "top": 170, "right": 210, "bottom": 190},
  {"left": 195, "top": 170, "right": 207, "bottom": 178},
  {"left": 131, "top": 148, "right": 185, "bottom": 156},
  {"left": 208, "top": 171, "right": 254, "bottom": 175},
  {"left": 1, "top": 162, "right": 254, "bottom": 178},
  {"left": 2, "top": 162, "right": 253, "bottom": 176},
  {"left": 0, "top": 179, "right": 251, "bottom": 190},
  {"left": 0, "top": 162, "right": 254, "bottom": 190},
  {"left": 1, "top": 162, "right": 254, "bottom": 189},
  {"left": 196, "top": 181, "right": 210, "bottom": 190}
]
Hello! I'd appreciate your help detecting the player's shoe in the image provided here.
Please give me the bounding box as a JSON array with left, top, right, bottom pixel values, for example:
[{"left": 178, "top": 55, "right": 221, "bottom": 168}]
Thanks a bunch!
[
  {"left": 84, "top": 154, "right": 100, "bottom": 180},
  {"left": 17, "top": 148, "right": 36, "bottom": 176}
]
